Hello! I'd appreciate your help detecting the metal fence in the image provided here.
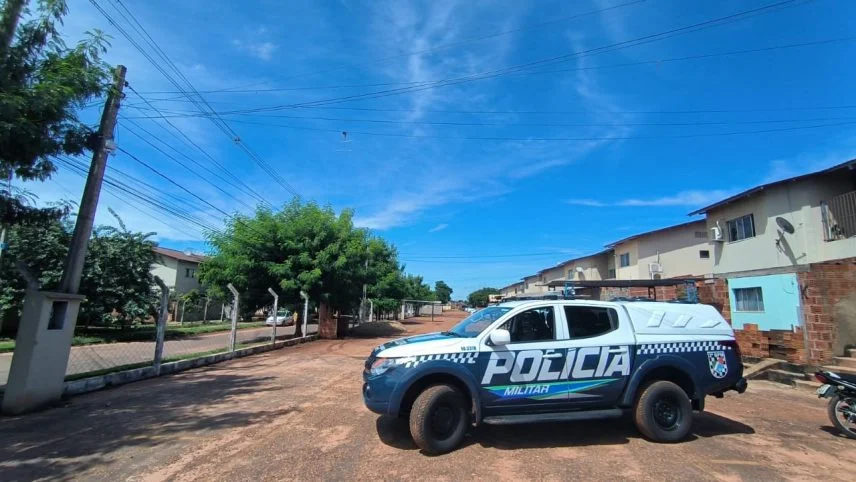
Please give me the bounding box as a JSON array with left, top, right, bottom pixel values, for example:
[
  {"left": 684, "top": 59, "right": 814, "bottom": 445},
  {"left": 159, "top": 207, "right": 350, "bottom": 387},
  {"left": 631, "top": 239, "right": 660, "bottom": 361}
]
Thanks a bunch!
[
  {"left": 0, "top": 282, "right": 319, "bottom": 390},
  {"left": 822, "top": 190, "right": 856, "bottom": 241}
]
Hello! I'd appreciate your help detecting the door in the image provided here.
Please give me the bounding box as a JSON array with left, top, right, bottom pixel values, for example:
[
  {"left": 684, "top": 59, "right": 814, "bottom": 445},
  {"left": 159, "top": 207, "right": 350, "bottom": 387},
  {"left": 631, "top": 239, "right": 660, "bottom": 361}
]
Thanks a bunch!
[
  {"left": 559, "top": 304, "right": 634, "bottom": 409},
  {"left": 478, "top": 305, "right": 571, "bottom": 413}
]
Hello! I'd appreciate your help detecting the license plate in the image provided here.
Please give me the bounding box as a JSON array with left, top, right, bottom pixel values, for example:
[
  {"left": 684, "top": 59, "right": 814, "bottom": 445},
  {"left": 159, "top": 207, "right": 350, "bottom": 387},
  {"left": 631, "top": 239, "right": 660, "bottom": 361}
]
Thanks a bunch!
[{"left": 817, "top": 384, "right": 834, "bottom": 397}]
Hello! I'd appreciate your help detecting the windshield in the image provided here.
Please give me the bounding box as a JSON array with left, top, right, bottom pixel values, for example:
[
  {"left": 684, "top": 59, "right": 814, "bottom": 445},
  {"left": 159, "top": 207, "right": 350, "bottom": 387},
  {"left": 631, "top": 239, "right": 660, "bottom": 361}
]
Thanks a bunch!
[
  {"left": 448, "top": 306, "right": 512, "bottom": 338},
  {"left": 276, "top": 309, "right": 290, "bottom": 316}
]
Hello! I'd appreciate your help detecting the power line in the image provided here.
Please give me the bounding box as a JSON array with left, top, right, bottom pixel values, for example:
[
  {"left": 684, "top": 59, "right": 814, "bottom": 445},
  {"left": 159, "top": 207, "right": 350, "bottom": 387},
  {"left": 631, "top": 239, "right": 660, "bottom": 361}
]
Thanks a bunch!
[
  {"left": 92, "top": 0, "right": 300, "bottom": 198},
  {"left": 136, "top": 0, "right": 647, "bottom": 91},
  {"left": 123, "top": 87, "right": 272, "bottom": 207},
  {"left": 170, "top": 117, "right": 856, "bottom": 142},
  {"left": 129, "top": 34, "right": 855, "bottom": 102},
  {"left": 219, "top": 0, "right": 810, "bottom": 114},
  {"left": 400, "top": 252, "right": 567, "bottom": 259}
]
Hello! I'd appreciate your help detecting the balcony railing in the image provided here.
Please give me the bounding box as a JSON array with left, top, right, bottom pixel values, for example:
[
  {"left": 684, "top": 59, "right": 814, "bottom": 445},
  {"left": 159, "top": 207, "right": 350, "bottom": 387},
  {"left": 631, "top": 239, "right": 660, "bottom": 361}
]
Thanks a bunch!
[{"left": 822, "top": 190, "right": 856, "bottom": 241}]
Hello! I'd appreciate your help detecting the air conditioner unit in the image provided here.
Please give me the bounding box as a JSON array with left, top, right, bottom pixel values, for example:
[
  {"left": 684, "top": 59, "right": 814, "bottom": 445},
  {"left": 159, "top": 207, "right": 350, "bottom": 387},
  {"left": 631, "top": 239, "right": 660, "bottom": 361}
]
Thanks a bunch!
[
  {"left": 711, "top": 222, "right": 725, "bottom": 242},
  {"left": 648, "top": 262, "right": 663, "bottom": 274}
]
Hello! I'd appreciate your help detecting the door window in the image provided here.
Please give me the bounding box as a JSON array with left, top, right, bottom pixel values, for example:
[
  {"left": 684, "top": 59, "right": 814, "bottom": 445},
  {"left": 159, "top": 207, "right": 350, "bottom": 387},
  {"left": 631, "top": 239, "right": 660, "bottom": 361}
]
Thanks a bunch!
[
  {"left": 499, "top": 306, "right": 555, "bottom": 343},
  {"left": 564, "top": 306, "right": 618, "bottom": 339}
]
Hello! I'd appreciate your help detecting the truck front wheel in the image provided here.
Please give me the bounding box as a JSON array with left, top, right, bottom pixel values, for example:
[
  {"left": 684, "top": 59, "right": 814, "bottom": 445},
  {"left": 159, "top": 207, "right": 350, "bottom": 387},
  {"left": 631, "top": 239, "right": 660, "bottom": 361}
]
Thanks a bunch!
[
  {"left": 634, "top": 380, "right": 693, "bottom": 442},
  {"left": 409, "top": 384, "right": 468, "bottom": 454}
]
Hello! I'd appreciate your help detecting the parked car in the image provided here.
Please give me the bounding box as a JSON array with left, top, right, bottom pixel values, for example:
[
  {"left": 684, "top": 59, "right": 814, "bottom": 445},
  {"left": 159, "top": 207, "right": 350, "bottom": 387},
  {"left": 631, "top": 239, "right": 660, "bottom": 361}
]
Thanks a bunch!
[
  {"left": 266, "top": 309, "right": 293, "bottom": 326},
  {"left": 362, "top": 299, "right": 746, "bottom": 454}
]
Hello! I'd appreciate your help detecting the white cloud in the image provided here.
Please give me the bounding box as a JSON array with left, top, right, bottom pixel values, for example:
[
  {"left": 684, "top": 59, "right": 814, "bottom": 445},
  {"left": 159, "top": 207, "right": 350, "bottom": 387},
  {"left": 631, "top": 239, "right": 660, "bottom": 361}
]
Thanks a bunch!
[
  {"left": 567, "top": 190, "right": 735, "bottom": 208},
  {"left": 232, "top": 39, "right": 277, "bottom": 61},
  {"left": 428, "top": 223, "right": 448, "bottom": 233}
]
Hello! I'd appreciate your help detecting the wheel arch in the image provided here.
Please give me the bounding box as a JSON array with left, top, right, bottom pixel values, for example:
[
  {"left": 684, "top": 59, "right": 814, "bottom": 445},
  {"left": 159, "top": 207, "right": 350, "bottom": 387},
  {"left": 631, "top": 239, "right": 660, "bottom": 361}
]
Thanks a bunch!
[
  {"left": 620, "top": 356, "right": 701, "bottom": 408},
  {"left": 392, "top": 364, "right": 482, "bottom": 424}
]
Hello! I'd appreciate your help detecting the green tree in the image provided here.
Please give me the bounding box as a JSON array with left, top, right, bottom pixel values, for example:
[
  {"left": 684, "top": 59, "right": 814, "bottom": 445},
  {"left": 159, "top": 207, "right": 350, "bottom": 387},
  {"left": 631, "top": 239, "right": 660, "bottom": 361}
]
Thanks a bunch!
[
  {"left": 0, "top": 210, "right": 158, "bottom": 333},
  {"left": 1, "top": 0, "right": 111, "bottom": 225},
  {"left": 434, "top": 280, "right": 453, "bottom": 303},
  {"left": 199, "top": 200, "right": 404, "bottom": 332},
  {"left": 467, "top": 287, "right": 500, "bottom": 308}
]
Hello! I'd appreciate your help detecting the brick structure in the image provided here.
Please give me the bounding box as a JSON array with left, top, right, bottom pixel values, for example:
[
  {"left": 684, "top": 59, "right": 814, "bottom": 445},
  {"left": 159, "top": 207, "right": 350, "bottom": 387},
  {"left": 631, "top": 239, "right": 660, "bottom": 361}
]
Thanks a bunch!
[{"left": 797, "top": 257, "right": 856, "bottom": 366}]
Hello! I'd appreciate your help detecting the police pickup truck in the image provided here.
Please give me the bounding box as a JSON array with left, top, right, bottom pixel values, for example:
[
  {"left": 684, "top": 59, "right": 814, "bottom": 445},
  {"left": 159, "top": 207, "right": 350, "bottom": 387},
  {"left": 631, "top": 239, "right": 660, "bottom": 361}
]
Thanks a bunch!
[{"left": 363, "top": 300, "right": 747, "bottom": 454}]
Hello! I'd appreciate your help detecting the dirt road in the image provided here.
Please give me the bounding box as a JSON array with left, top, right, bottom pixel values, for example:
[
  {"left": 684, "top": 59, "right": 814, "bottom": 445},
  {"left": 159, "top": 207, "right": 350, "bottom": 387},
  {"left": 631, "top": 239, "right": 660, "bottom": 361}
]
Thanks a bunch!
[{"left": 1, "top": 311, "right": 854, "bottom": 481}]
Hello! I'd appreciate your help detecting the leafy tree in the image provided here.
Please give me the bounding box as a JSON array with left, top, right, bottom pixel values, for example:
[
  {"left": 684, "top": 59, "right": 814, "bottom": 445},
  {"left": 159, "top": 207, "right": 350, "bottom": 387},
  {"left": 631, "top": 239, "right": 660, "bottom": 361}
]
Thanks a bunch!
[
  {"left": 467, "top": 287, "right": 500, "bottom": 308},
  {"left": 0, "top": 210, "right": 158, "bottom": 333},
  {"left": 1, "top": 0, "right": 111, "bottom": 225},
  {"left": 434, "top": 280, "right": 453, "bottom": 303},
  {"left": 200, "top": 200, "right": 404, "bottom": 333}
]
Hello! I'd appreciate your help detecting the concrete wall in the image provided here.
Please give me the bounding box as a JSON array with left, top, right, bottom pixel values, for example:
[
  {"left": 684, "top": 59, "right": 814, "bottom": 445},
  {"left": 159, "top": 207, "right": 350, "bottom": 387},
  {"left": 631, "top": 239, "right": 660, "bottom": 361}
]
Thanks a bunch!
[
  {"left": 151, "top": 257, "right": 178, "bottom": 289},
  {"left": 613, "top": 240, "right": 640, "bottom": 279},
  {"left": 558, "top": 252, "right": 611, "bottom": 281},
  {"left": 726, "top": 273, "right": 801, "bottom": 331},
  {"left": 637, "top": 221, "right": 712, "bottom": 278},
  {"left": 174, "top": 260, "right": 203, "bottom": 293},
  {"left": 522, "top": 275, "right": 545, "bottom": 294},
  {"left": 707, "top": 174, "right": 856, "bottom": 276}
]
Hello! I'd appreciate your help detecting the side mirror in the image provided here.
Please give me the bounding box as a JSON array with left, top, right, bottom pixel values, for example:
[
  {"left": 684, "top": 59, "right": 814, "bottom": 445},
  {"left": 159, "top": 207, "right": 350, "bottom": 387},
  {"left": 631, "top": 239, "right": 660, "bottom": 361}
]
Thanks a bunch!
[{"left": 489, "top": 329, "right": 511, "bottom": 346}]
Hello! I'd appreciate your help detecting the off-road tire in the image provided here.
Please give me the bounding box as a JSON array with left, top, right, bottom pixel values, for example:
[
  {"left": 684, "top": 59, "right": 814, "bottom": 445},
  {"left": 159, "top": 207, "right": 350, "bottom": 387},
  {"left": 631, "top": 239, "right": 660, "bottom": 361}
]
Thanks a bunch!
[
  {"left": 827, "top": 395, "right": 856, "bottom": 439},
  {"left": 634, "top": 380, "right": 693, "bottom": 442},
  {"left": 409, "top": 384, "right": 468, "bottom": 454}
]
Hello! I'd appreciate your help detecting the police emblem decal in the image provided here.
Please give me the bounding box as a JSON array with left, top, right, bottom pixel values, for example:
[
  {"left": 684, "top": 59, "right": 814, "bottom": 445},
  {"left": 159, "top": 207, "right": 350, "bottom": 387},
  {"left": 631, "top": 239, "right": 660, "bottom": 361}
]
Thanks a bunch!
[{"left": 707, "top": 350, "right": 728, "bottom": 379}]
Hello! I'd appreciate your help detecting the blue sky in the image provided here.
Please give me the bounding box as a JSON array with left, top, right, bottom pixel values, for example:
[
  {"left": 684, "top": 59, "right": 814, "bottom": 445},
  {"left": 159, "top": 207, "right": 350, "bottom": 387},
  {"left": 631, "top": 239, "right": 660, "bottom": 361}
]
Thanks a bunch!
[{"left": 24, "top": 0, "right": 856, "bottom": 298}]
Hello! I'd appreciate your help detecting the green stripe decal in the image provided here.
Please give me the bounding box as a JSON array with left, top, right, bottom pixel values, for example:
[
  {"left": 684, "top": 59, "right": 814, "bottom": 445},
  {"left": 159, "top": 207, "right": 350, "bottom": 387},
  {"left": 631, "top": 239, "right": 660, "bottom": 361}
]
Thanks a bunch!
[{"left": 484, "top": 379, "right": 619, "bottom": 401}]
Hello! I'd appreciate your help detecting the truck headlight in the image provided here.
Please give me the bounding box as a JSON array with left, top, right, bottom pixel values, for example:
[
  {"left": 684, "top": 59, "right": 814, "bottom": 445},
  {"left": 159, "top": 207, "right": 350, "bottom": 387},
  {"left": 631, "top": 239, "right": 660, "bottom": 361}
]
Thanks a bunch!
[{"left": 369, "top": 357, "right": 406, "bottom": 376}]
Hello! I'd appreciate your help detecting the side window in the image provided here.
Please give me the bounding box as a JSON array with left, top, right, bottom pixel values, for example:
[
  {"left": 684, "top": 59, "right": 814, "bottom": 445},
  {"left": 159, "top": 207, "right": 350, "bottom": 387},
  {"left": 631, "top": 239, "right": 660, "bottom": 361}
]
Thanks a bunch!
[
  {"left": 564, "top": 306, "right": 618, "bottom": 339},
  {"left": 500, "top": 307, "right": 555, "bottom": 343}
]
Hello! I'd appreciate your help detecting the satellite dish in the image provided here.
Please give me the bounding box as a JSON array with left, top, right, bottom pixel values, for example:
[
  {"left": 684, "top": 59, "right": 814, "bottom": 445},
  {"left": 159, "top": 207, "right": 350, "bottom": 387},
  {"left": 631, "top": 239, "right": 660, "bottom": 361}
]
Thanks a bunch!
[{"left": 776, "top": 217, "right": 795, "bottom": 235}]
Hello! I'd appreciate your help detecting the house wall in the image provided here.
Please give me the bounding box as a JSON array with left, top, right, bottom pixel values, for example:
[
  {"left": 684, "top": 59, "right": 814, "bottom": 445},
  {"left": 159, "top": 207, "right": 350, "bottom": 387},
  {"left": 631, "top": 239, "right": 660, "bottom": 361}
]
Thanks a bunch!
[
  {"left": 636, "top": 222, "right": 712, "bottom": 278},
  {"left": 708, "top": 175, "right": 856, "bottom": 276},
  {"left": 522, "top": 276, "right": 544, "bottom": 294},
  {"left": 559, "top": 253, "right": 611, "bottom": 281},
  {"left": 539, "top": 265, "right": 566, "bottom": 283},
  {"left": 726, "top": 274, "right": 801, "bottom": 331},
  {"left": 174, "top": 260, "right": 202, "bottom": 294},
  {"left": 613, "top": 240, "right": 640, "bottom": 279},
  {"left": 151, "top": 257, "right": 179, "bottom": 289}
]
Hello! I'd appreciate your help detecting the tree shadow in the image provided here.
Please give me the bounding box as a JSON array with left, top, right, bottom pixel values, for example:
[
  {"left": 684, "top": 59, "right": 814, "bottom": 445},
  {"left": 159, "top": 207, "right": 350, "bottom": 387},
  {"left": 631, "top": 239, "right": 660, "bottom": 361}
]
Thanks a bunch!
[
  {"left": 0, "top": 371, "right": 293, "bottom": 482},
  {"left": 375, "top": 411, "right": 755, "bottom": 454}
]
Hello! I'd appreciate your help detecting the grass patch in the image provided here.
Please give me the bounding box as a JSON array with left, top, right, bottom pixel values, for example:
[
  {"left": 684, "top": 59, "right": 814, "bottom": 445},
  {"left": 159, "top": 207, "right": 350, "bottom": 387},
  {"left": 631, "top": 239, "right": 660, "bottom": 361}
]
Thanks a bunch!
[
  {"left": 0, "top": 322, "right": 268, "bottom": 353},
  {"left": 63, "top": 342, "right": 262, "bottom": 382}
]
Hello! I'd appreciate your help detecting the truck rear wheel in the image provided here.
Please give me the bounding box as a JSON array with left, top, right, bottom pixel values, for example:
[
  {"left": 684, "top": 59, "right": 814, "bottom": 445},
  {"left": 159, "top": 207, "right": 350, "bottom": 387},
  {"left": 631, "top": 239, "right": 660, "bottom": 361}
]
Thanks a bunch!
[
  {"left": 634, "top": 380, "right": 693, "bottom": 442},
  {"left": 409, "top": 384, "right": 468, "bottom": 454}
]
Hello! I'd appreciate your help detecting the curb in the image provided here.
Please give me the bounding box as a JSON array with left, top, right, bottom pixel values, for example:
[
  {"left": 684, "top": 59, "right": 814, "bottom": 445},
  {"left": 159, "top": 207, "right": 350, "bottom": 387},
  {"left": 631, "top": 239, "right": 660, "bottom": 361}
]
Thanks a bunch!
[{"left": 62, "top": 334, "right": 319, "bottom": 397}]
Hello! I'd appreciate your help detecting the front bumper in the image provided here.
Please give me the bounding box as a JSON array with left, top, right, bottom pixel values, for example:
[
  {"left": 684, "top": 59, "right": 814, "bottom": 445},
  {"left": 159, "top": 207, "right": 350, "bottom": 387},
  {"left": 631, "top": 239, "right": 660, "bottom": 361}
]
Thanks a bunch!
[{"left": 363, "top": 381, "right": 391, "bottom": 414}]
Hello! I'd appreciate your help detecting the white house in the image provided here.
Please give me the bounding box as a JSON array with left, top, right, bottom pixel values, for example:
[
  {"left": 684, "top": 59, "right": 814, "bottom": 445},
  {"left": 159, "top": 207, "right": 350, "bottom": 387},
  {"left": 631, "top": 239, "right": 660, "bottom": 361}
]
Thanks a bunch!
[
  {"left": 606, "top": 220, "right": 713, "bottom": 280},
  {"left": 151, "top": 247, "right": 206, "bottom": 294}
]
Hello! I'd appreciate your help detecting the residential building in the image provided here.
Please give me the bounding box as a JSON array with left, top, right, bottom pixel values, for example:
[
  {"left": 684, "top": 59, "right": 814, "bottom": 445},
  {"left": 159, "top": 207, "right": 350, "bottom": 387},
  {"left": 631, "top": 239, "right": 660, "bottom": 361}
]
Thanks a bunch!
[
  {"left": 556, "top": 249, "right": 613, "bottom": 282},
  {"left": 499, "top": 282, "right": 523, "bottom": 298},
  {"left": 151, "top": 247, "right": 207, "bottom": 294},
  {"left": 521, "top": 273, "right": 545, "bottom": 294},
  {"left": 606, "top": 220, "right": 713, "bottom": 280},
  {"left": 690, "top": 159, "right": 856, "bottom": 365}
]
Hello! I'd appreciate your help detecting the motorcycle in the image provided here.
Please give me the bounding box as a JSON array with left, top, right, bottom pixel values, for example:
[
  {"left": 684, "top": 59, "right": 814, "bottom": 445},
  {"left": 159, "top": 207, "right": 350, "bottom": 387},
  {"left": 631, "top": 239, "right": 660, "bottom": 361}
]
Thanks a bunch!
[{"left": 815, "top": 370, "right": 856, "bottom": 439}]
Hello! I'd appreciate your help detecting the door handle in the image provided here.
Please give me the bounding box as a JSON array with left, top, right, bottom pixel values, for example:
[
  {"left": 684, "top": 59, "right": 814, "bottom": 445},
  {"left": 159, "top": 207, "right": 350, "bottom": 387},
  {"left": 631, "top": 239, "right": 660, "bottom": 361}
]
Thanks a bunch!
[
  {"left": 543, "top": 353, "right": 563, "bottom": 359},
  {"left": 608, "top": 348, "right": 628, "bottom": 354}
]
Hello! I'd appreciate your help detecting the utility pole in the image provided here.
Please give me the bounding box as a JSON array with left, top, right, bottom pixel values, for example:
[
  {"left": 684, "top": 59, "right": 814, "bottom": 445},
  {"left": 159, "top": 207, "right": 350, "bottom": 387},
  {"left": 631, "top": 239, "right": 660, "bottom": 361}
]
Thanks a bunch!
[
  {"left": 0, "top": 0, "right": 24, "bottom": 61},
  {"left": 58, "top": 65, "right": 126, "bottom": 294}
]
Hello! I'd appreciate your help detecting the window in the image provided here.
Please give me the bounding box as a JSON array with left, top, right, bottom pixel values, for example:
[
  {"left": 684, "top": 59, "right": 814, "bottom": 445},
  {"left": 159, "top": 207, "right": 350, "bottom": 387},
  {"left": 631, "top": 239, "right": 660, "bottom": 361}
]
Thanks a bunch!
[
  {"left": 607, "top": 268, "right": 616, "bottom": 279},
  {"left": 727, "top": 214, "right": 756, "bottom": 242},
  {"left": 619, "top": 253, "right": 631, "bottom": 267},
  {"left": 564, "top": 306, "right": 618, "bottom": 339},
  {"left": 694, "top": 231, "right": 708, "bottom": 239},
  {"left": 699, "top": 250, "right": 710, "bottom": 259},
  {"left": 734, "top": 287, "right": 764, "bottom": 312},
  {"left": 500, "top": 306, "right": 555, "bottom": 343},
  {"left": 186, "top": 268, "right": 196, "bottom": 278}
]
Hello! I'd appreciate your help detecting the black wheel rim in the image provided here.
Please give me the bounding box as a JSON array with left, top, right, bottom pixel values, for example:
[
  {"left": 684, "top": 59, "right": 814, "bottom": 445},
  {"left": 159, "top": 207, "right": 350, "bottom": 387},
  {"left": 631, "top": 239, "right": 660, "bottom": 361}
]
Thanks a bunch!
[
  {"left": 653, "top": 395, "right": 681, "bottom": 431},
  {"left": 430, "top": 403, "right": 459, "bottom": 440}
]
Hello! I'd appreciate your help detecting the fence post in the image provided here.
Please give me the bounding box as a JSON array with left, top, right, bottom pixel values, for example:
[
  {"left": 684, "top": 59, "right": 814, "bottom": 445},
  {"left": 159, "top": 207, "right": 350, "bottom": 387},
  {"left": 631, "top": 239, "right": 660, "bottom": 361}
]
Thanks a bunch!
[
  {"left": 203, "top": 297, "right": 210, "bottom": 322},
  {"left": 220, "top": 303, "right": 225, "bottom": 322},
  {"left": 300, "top": 290, "right": 309, "bottom": 337},
  {"left": 153, "top": 276, "right": 169, "bottom": 375},
  {"left": 268, "top": 287, "right": 279, "bottom": 344},
  {"left": 179, "top": 299, "right": 187, "bottom": 324},
  {"left": 227, "top": 283, "right": 239, "bottom": 352}
]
